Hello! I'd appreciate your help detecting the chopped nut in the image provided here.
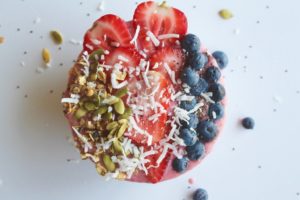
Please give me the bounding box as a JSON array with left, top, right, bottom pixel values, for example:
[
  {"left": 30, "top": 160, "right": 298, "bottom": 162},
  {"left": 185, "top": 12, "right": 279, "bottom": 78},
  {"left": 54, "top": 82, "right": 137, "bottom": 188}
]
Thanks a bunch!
[
  {"left": 219, "top": 9, "right": 233, "bottom": 19},
  {"left": 0, "top": 36, "right": 4, "bottom": 44},
  {"left": 42, "top": 48, "right": 51, "bottom": 64},
  {"left": 78, "top": 76, "right": 87, "bottom": 85},
  {"left": 86, "top": 88, "right": 95, "bottom": 97}
]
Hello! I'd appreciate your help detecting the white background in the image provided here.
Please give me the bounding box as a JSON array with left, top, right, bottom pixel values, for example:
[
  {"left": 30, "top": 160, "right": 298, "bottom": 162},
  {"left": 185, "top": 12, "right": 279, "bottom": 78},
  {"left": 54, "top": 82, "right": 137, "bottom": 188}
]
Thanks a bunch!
[{"left": 0, "top": 0, "right": 300, "bottom": 199}]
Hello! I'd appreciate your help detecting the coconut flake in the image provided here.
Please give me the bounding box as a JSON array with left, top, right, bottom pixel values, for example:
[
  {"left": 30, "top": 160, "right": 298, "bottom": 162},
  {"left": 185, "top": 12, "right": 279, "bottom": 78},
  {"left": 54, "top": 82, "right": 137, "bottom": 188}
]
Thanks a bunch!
[
  {"left": 188, "top": 102, "right": 204, "bottom": 114},
  {"left": 61, "top": 98, "right": 79, "bottom": 104},
  {"left": 157, "top": 33, "right": 180, "bottom": 40},
  {"left": 97, "top": 0, "right": 105, "bottom": 11},
  {"left": 111, "top": 70, "right": 128, "bottom": 89},
  {"left": 129, "top": 116, "right": 152, "bottom": 146},
  {"left": 146, "top": 31, "right": 160, "bottom": 47},
  {"left": 130, "top": 25, "right": 140, "bottom": 44},
  {"left": 111, "top": 42, "right": 120, "bottom": 47},
  {"left": 201, "top": 92, "right": 215, "bottom": 104},
  {"left": 118, "top": 55, "right": 129, "bottom": 63},
  {"left": 72, "top": 127, "right": 92, "bottom": 150}
]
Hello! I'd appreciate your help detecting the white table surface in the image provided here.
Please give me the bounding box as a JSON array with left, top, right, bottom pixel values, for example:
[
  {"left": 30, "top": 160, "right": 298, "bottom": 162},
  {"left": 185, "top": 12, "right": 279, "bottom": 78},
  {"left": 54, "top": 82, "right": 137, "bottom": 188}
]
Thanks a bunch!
[{"left": 1, "top": 0, "right": 300, "bottom": 199}]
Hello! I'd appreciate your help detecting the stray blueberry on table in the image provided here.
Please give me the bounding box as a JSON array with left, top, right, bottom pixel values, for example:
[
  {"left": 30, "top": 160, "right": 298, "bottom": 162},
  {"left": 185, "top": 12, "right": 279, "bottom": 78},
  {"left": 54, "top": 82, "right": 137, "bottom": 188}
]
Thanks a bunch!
[
  {"left": 204, "top": 66, "right": 221, "bottom": 83},
  {"left": 188, "top": 52, "right": 208, "bottom": 70},
  {"left": 208, "top": 103, "right": 224, "bottom": 120},
  {"left": 181, "top": 113, "right": 199, "bottom": 129},
  {"left": 190, "top": 78, "right": 208, "bottom": 96},
  {"left": 181, "top": 34, "right": 201, "bottom": 53},
  {"left": 179, "top": 128, "right": 198, "bottom": 146},
  {"left": 208, "top": 83, "right": 225, "bottom": 102},
  {"left": 193, "top": 188, "right": 208, "bottom": 200},
  {"left": 180, "top": 98, "right": 197, "bottom": 111},
  {"left": 241, "top": 117, "right": 255, "bottom": 129},
  {"left": 212, "top": 51, "right": 228, "bottom": 69},
  {"left": 181, "top": 67, "right": 200, "bottom": 86},
  {"left": 172, "top": 157, "right": 189, "bottom": 173},
  {"left": 197, "top": 120, "right": 218, "bottom": 142},
  {"left": 186, "top": 141, "right": 205, "bottom": 160}
]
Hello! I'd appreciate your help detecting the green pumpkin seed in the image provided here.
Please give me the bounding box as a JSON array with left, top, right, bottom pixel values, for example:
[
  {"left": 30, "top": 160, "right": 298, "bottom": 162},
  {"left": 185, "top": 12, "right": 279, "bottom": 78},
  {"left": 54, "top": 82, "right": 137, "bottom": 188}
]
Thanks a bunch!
[
  {"left": 114, "top": 87, "right": 128, "bottom": 98},
  {"left": 89, "top": 48, "right": 104, "bottom": 62},
  {"left": 102, "top": 96, "right": 119, "bottom": 105},
  {"left": 84, "top": 101, "right": 97, "bottom": 111},
  {"left": 98, "top": 70, "right": 107, "bottom": 83},
  {"left": 93, "top": 95, "right": 101, "bottom": 106},
  {"left": 103, "top": 112, "right": 112, "bottom": 120},
  {"left": 118, "top": 119, "right": 128, "bottom": 124},
  {"left": 118, "top": 107, "right": 132, "bottom": 120},
  {"left": 95, "top": 106, "right": 108, "bottom": 115},
  {"left": 89, "top": 73, "right": 97, "bottom": 81},
  {"left": 102, "top": 154, "right": 116, "bottom": 172},
  {"left": 106, "top": 121, "right": 119, "bottom": 130},
  {"left": 50, "top": 30, "right": 63, "bottom": 44},
  {"left": 117, "top": 123, "right": 128, "bottom": 138},
  {"left": 108, "top": 127, "right": 118, "bottom": 139},
  {"left": 114, "top": 99, "right": 125, "bottom": 114},
  {"left": 219, "top": 9, "right": 233, "bottom": 19},
  {"left": 74, "top": 107, "right": 87, "bottom": 119},
  {"left": 113, "top": 139, "right": 123, "bottom": 154}
]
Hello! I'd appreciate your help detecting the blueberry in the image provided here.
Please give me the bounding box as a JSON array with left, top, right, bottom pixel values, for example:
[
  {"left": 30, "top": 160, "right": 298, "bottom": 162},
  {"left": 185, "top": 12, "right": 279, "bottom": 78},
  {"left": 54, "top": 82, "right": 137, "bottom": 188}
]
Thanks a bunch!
[
  {"left": 188, "top": 52, "right": 208, "bottom": 70},
  {"left": 180, "top": 98, "right": 197, "bottom": 111},
  {"left": 179, "top": 128, "right": 198, "bottom": 146},
  {"left": 186, "top": 141, "right": 205, "bottom": 160},
  {"left": 212, "top": 51, "right": 229, "bottom": 69},
  {"left": 208, "top": 83, "right": 225, "bottom": 102},
  {"left": 172, "top": 157, "right": 189, "bottom": 173},
  {"left": 181, "top": 113, "right": 199, "bottom": 129},
  {"left": 197, "top": 120, "right": 218, "bottom": 142},
  {"left": 242, "top": 117, "right": 255, "bottom": 129},
  {"left": 181, "top": 34, "right": 201, "bottom": 53},
  {"left": 190, "top": 78, "right": 208, "bottom": 96},
  {"left": 208, "top": 103, "right": 224, "bottom": 121},
  {"left": 204, "top": 66, "right": 221, "bottom": 83},
  {"left": 181, "top": 67, "right": 200, "bottom": 86},
  {"left": 193, "top": 188, "right": 208, "bottom": 200}
]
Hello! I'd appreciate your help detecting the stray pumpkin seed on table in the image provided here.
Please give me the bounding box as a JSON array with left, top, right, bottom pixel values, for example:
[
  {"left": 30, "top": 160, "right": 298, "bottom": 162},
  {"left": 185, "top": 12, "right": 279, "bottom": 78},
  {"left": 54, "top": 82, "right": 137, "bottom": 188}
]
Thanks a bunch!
[
  {"left": 50, "top": 30, "right": 63, "bottom": 44},
  {"left": 219, "top": 9, "right": 233, "bottom": 19},
  {"left": 0, "top": 36, "right": 4, "bottom": 44},
  {"left": 42, "top": 48, "right": 51, "bottom": 64}
]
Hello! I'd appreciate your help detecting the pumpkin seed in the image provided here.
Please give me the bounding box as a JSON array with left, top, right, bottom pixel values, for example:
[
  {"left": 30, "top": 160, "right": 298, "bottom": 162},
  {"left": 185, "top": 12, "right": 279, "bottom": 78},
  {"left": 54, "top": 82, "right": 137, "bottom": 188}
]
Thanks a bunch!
[
  {"left": 86, "top": 88, "right": 95, "bottom": 97},
  {"left": 219, "top": 9, "right": 233, "bottom": 19},
  {"left": 116, "top": 71, "right": 127, "bottom": 81},
  {"left": 118, "top": 119, "right": 128, "bottom": 124},
  {"left": 106, "top": 121, "right": 119, "bottom": 130},
  {"left": 102, "top": 154, "right": 116, "bottom": 172},
  {"left": 89, "top": 73, "right": 97, "bottom": 81},
  {"left": 112, "top": 139, "right": 123, "bottom": 154},
  {"left": 102, "top": 96, "right": 119, "bottom": 105},
  {"left": 95, "top": 106, "right": 108, "bottom": 115},
  {"left": 42, "top": 48, "right": 51, "bottom": 64},
  {"left": 103, "top": 112, "right": 112, "bottom": 120},
  {"left": 117, "top": 123, "right": 128, "bottom": 138},
  {"left": 93, "top": 95, "right": 101, "bottom": 106},
  {"left": 98, "top": 70, "right": 107, "bottom": 83},
  {"left": 118, "top": 107, "right": 132, "bottom": 120},
  {"left": 114, "top": 99, "right": 125, "bottom": 114},
  {"left": 117, "top": 172, "right": 127, "bottom": 180},
  {"left": 50, "top": 30, "right": 63, "bottom": 44},
  {"left": 89, "top": 48, "right": 104, "bottom": 62},
  {"left": 108, "top": 127, "right": 118, "bottom": 139},
  {"left": 96, "top": 163, "right": 107, "bottom": 176},
  {"left": 74, "top": 107, "right": 87, "bottom": 119},
  {"left": 114, "top": 87, "right": 128, "bottom": 98},
  {"left": 84, "top": 101, "right": 97, "bottom": 111}
]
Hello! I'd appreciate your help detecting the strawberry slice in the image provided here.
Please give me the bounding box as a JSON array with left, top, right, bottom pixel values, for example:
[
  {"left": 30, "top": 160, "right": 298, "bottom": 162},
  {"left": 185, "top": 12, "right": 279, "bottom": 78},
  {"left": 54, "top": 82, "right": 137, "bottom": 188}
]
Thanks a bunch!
[
  {"left": 146, "top": 148, "right": 172, "bottom": 183},
  {"left": 126, "top": 71, "right": 171, "bottom": 145},
  {"left": 83, "top": 14, "right": 133, "bottom": 52},
  {"left": 133, "top": 1, "right": 188, "bottom": 54},
  {"left": 105, "top": 47, "right": 142, "bottom": 68},
  {"left": 150, "top": 47, "right": 185, "bottom": 83}
]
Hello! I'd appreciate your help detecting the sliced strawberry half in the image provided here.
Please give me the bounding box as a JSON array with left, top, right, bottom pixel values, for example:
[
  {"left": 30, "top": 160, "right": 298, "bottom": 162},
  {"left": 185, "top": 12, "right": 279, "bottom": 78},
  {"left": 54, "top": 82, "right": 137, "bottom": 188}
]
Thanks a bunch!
[
  {"left": 150, "top": 47, "right": 185, "bottom": 83},
  {"left": 83, "top": 14, "right": 133, "bottom": 52},
  {"left": 126, "top": 71, "right": 171, "bottom": 145},
  {"left": 133, "top": 1, "right": 188, "bottom": 54},
  {"left": 146, "top": 148, "right": 172, "bottom": 183},
  {"left": 105, "top": 47, "right": 142, "bottom": 68}
]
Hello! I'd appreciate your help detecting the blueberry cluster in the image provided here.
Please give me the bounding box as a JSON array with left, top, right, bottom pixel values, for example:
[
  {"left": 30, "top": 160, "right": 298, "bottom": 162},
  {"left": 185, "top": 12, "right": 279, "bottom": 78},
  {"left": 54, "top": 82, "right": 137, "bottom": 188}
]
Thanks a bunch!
[{"left": 172, "top": 34, "right": 227, "bottom": 173}]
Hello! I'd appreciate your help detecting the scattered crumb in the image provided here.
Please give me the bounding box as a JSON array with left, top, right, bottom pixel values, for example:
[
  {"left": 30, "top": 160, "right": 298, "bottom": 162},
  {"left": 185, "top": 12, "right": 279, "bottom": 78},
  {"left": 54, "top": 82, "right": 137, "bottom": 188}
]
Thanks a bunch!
[
  {"left": 79, "top": 2, "right": 83, "bottom": 5},
  {"left": 29, "top": 30, "right": 34, "bottom": 34},
  {"left": 24, "top": 51, "right": 27, "bottom": 55},
  {"left": 33, "top": 17, "right": 41, "bottom": 24},
  {"left": 59, "top": 63, "right": 64, "bottom": 67},
  {"left": 297, "top": 90, "right": 300, "bottom": 94},
  {"left": 58, "top": 46, "right": 62, "bottom": 50},
  {"left": 16, "top": 85, "right": 20, "bottom": 89},
  {"left": 36, "top": 67, "right": 44, "bottom": 74},
  {"left": 187, "top": 186, "right": 191, "bottom": 189},
  {"left": 67, "top": 158, "right": 80, "bottom": 164},
  {"left": 256, "top": 20, "right": 260, "bottom": 24},
  {"left": 266, "top": 5, "right": 270, "bottom": 9},
  {"left": 39, "top": 35, "right": 43, "bottom": 39},
  {"left": 244, "top": 55, "right": 248, "bottom": 59},
  {"left": 296, "top": 192, "right": 300, "bottom": 196},
  {"left": 258, "top": 165, "right": 262, "bottom": 169},
  {"left": 24, "top": 94, "right": 28, "bottom": 98},
  {"left": 233, "top": 28, "right": 240, "bottom": 35},
  {"left": 188, "top": 178, "right": 195, "bottom": 185},
  {"left": 17, "top": 28, "right": 21, "bottom": 31},
  {"left": 20, "top": 61, "right": 26, "bottom": 67},
  {"left": 50, "top": 90, "right": 54, "bottom": 94},
  {"left": 259, "top": 75, "right": 264, "bottom": 79},
  {"left": 192, "top": 5, "right": 196, "bottom": 9},
  {"left": 97, "top": 1, "right": 105, "bottom": 11},
  {"left": 273, "top": 95, "right": 283, "bottom": 104},
  {"left": 232, "top": 147, "right": 236, "bottom": 151},
  {"left": 0, "top": 36, "right": 4, "bottom": 44},
  {"left": 86, "top": 13, "right": 91, "bottom": 17},
  {"left": 248, "top": 45, "right": 253, "bottom": 48},
  {"left": 273, "top": 108, "right": 277, "bottom": 112},
  {"left": 284, "top": 69, "right": 288, "bottom": 73}
]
